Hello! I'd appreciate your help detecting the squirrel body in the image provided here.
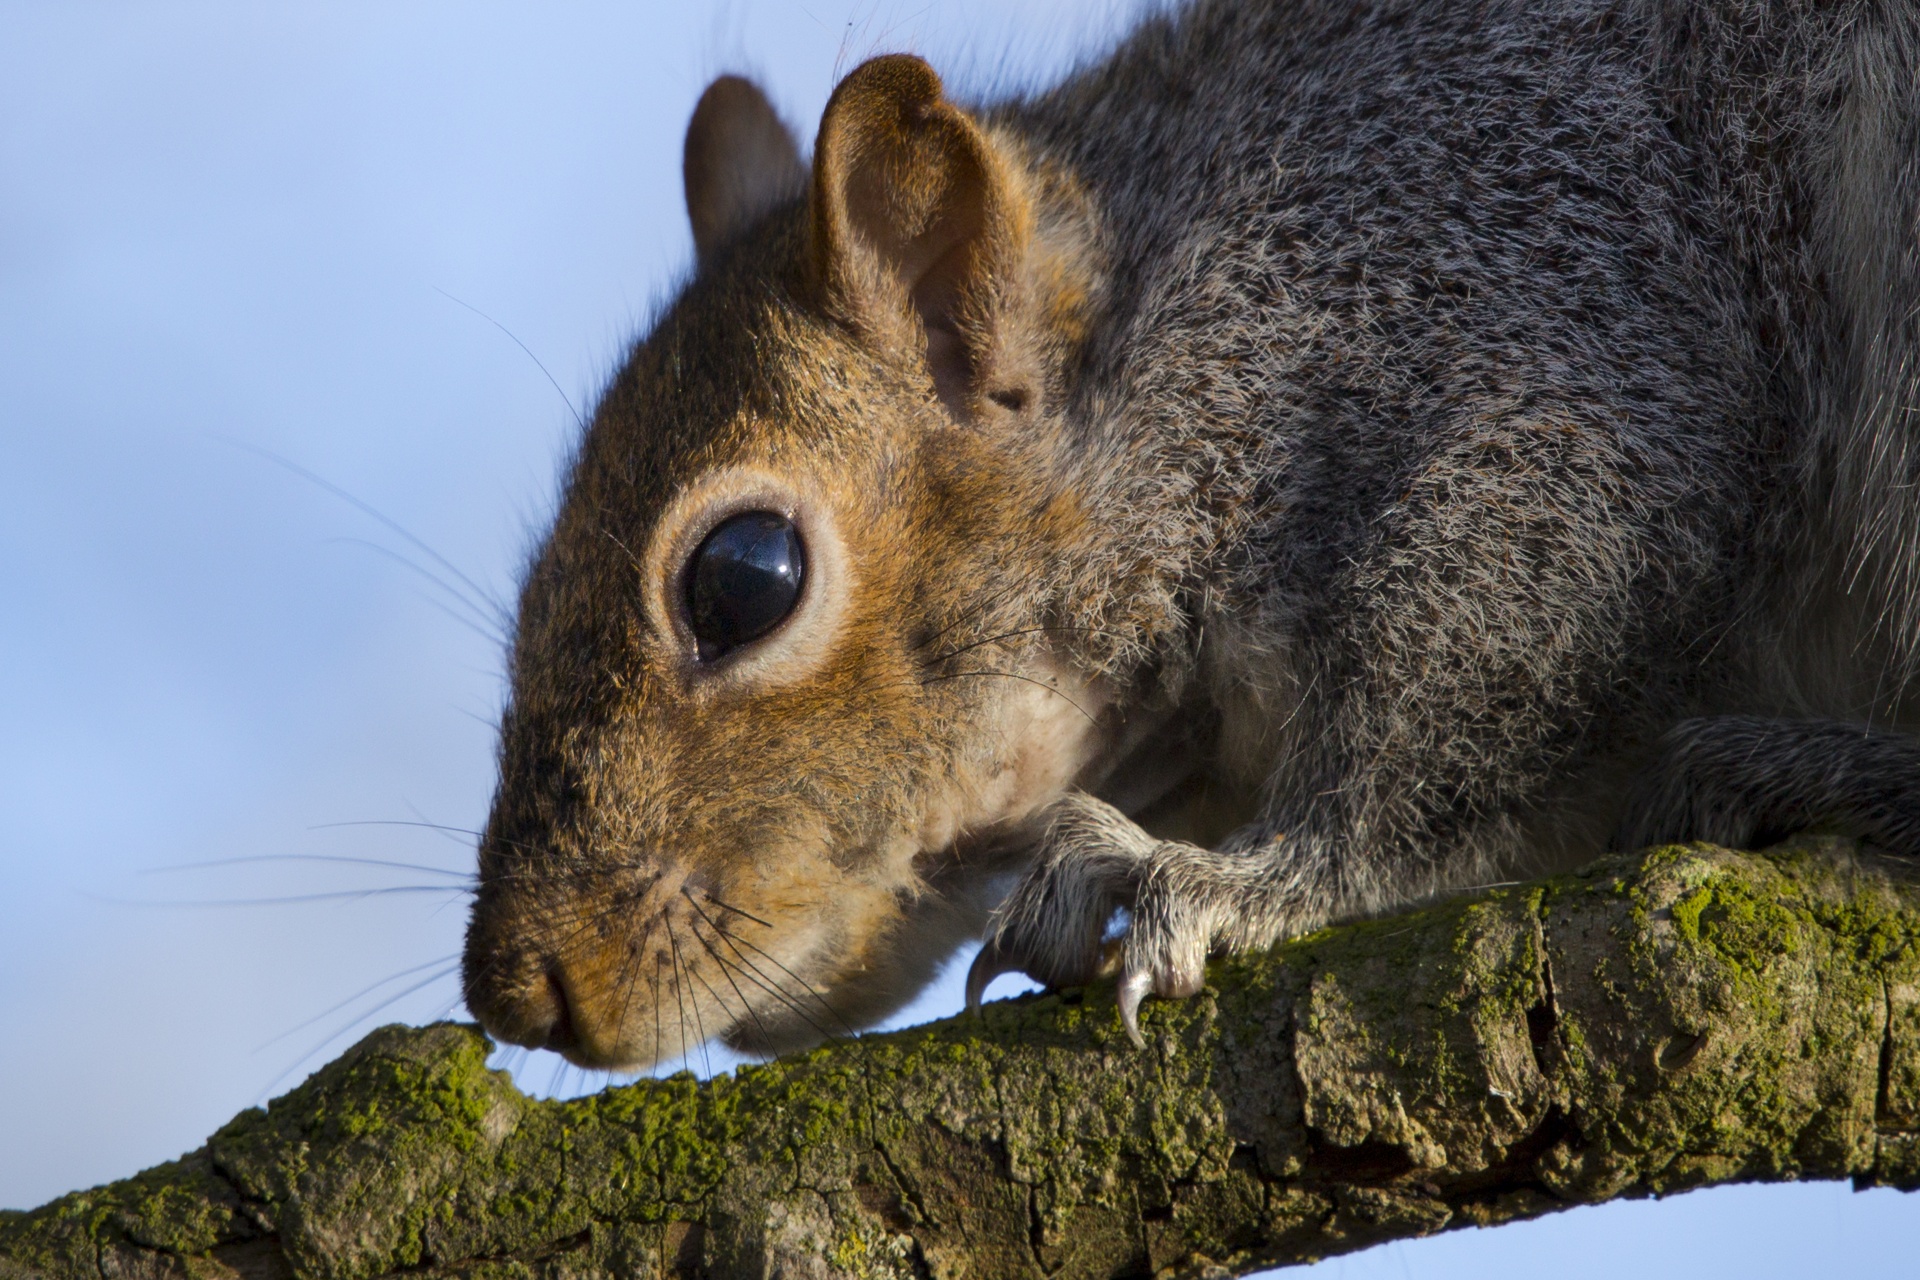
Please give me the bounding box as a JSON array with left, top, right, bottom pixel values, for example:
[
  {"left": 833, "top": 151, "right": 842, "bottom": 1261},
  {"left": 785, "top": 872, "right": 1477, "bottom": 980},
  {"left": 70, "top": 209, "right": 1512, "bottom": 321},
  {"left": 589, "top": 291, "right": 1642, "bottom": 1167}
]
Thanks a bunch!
[{"left": 463, "top": 0, "right": 1920, "bottom": 1067}]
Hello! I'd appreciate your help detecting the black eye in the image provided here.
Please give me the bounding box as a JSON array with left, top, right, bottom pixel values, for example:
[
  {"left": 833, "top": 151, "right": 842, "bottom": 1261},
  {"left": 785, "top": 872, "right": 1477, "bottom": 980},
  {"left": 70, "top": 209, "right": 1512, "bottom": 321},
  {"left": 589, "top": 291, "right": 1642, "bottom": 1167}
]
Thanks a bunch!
[{"left": 685, "top": 511, "right": 806, "bottom": 661}]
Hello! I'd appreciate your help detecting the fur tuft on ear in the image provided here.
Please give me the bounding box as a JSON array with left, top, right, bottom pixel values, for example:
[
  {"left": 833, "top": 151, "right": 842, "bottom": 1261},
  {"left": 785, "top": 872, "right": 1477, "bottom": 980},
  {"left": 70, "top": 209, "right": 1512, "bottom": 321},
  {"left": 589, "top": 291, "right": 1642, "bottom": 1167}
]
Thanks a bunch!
[
  {"left": 684, "top": 76, "right": 807, "bottom": 262},
  {"left": 810, "top": 55, "right": 1033, "bottom": 417}
]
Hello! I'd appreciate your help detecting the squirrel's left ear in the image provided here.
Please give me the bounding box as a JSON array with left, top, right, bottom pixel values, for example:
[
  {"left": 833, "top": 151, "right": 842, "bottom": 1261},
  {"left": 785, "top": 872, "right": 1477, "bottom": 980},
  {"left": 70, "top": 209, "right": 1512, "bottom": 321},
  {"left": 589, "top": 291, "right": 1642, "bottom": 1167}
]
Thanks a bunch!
[
  {"left": 684, "top": 76, "right": 807, "bottom": 263},
  {"left": 809, "top": 55, "right": 1036, "bottom": 420}
]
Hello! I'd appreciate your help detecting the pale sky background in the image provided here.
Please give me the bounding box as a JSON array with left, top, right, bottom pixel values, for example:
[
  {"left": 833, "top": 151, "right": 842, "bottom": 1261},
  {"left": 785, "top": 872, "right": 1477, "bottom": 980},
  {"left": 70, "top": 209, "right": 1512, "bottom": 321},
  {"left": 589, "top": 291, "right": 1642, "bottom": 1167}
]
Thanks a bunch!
[{"left": 2, "top": 1, "right": 1914, "bottom": 1273}]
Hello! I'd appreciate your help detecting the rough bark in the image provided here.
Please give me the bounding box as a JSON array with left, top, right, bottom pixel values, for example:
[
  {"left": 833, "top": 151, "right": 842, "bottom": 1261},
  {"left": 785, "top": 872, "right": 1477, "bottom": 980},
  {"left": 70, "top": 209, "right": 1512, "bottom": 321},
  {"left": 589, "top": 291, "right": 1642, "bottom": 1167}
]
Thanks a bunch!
[{"left": 6, "top": 839, "right": 1920, "bottom": 1280}]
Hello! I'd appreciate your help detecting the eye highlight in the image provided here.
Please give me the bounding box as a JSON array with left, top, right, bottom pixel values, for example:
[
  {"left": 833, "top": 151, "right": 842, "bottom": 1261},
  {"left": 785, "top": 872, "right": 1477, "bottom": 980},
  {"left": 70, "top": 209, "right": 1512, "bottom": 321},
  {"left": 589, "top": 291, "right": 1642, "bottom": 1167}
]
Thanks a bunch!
[{"left": 685, "top": 511, "right": 806, "bottom": 661}]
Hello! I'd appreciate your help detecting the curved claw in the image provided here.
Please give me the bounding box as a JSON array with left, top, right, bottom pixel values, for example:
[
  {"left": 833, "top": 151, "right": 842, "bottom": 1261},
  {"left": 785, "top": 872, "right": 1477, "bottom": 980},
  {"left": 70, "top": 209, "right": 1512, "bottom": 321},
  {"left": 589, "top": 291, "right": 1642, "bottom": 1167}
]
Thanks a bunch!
[
  {"left": 1117, "top": 968, "right": 1152, "bottom": 1049},
  {"left": 966, "top": 941, "right": 1022, "bottom": 1016}
]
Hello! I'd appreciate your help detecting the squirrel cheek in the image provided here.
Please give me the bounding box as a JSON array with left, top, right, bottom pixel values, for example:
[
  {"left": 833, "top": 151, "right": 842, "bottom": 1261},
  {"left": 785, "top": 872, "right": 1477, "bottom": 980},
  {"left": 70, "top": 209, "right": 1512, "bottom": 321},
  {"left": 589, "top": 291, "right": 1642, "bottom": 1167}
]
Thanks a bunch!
[{"left": 915, "top": 662, "right": 1114, "bottom": 854}]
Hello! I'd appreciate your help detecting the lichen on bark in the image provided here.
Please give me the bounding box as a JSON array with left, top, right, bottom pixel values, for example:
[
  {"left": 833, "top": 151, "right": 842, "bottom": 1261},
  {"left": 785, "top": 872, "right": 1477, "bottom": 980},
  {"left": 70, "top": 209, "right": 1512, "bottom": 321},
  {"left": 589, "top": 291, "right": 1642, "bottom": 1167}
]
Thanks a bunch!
[{"left": 5, "top": 838, "right": 1918, "bottom": 1280}]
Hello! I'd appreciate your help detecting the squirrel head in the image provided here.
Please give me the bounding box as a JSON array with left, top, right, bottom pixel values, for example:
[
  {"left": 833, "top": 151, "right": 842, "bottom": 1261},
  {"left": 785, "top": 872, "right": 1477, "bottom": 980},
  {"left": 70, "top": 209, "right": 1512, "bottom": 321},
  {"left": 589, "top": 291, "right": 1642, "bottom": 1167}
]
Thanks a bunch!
[{"left": 461, "top": 57, "right": 1135, "bottom": 1070}]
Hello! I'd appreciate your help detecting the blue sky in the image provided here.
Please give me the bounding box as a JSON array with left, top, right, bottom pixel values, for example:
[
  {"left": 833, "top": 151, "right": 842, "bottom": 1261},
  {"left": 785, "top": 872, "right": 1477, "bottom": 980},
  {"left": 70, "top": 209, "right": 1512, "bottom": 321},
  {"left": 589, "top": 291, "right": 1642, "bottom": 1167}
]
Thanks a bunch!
[{"left": 2, "top": 1, "right": 1914, "bottom": 1273}]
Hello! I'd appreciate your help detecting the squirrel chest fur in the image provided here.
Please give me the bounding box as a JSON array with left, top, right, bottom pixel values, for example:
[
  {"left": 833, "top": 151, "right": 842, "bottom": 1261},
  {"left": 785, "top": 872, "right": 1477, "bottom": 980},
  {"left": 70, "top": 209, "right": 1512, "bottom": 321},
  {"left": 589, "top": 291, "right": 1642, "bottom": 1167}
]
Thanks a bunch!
[{"left": 462, "top": 0, "right": 1920, "bottom": 1069}]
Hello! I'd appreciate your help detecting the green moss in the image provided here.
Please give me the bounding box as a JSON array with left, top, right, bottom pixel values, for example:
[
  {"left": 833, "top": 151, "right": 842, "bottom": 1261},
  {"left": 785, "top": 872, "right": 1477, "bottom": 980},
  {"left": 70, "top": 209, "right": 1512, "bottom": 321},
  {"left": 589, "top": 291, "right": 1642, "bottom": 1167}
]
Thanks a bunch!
[
  {"left": 0, "top": 1150, "right": 257, "bottom": 1280},
  {"left": 1551, "top": 844, "right": 1897, "bottom": 1195},
  {"left": 7, "top": 843, "right": 1919, "bottom": 1280},
  {"left": 110, "top": 1157, "right": 245, "bottom": 1254},
  {"left": 822, "top": 1214, "right": 918, "bottom": 1280}
]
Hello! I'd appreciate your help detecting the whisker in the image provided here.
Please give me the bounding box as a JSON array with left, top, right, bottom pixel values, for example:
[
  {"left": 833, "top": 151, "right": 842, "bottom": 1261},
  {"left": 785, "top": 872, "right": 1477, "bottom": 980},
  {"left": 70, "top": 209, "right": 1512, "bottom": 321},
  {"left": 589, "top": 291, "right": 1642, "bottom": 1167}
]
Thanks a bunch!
[
  {"left": 921, "top": 623, "right": 1129, "bottom": 667},
  {"left": 680, "top": 942, "right": 753, "bottom": 1053},
  {"left": 664, "top": 921, "right": 714, "bottom": 1078},
  {"left": 603, "top": 527, "right": 645, "bottom": 574},
  {"left": 694, "top": 897, "right": 861, "bottom": 1040},
  {"left": 690, "top": 890, "right": 775, "bottom": 931},
  {"left": 908, "top": 598, "right": 1002, "bottom": 656},
  {"left": 225, "top": 440, "right": 510, "bottom": 633},
  {"left": 142, "top": 854, "right": 471, "bottom": 880},
  {"left": 706, "top": 937, "right": 841, "bottom": 1053},
  {"left": 403, "top": 801, "right": 489, "bottom": 853},
  {"left": 651, "top": 958, "right": 666, "bottom": 1080},
  {"left": 663, "top": 923, "right": 701, "bottom": 1075},
  {"left": 93, "top": 885, "right": 471, "bottom": 908},
  {"left": 400, "top": 823, "right": 567, "bottom": 867},
  {"left": 610, "top": 919, "right": 658, "bottom": 1079},
  {"left": 256, "top": 963, "right": 463, "bottom": 1102},
  {"left": 432, "top": 286, "right": 586, "bottom": 433},
  {"left": 330, "top": 538, "right": 507, "bottom": 644},
  {"left": 313, "top": 817, "right": 486, "bottom": 857},
  {"left": 401, "top": 586, "right": 508, "bottom": 648},
  {"left": 686, "top": 923, "right": 782, "bottom": 1059},
  {"left": 681, "top": 893, "right": 837, "bottom": 1050},
  {"left": 918, "top": 669, "right": 1098, "bottom": 722},
  {"left": 254, "top": 956, "right": 462, "bottom": 1051},
  {"left": 452, "top": 703, "right": 501, "bottom": 731}
]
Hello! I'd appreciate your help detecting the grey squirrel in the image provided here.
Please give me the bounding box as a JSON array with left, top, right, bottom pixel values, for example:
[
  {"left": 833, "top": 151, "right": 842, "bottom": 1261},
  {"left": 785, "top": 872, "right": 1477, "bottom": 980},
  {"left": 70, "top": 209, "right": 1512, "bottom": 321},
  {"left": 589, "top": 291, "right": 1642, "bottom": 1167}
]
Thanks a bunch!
[{"left": 460, "top": 0, "right": 1920, "bottom": 1068}]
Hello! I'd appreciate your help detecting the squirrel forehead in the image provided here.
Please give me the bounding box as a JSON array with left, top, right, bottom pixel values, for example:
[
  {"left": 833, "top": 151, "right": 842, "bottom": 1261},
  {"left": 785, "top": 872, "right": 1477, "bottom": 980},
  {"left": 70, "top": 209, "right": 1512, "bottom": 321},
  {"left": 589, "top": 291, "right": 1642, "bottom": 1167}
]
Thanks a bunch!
[{"left": 573, "top": 301, "right": 931, "bottom": 516}]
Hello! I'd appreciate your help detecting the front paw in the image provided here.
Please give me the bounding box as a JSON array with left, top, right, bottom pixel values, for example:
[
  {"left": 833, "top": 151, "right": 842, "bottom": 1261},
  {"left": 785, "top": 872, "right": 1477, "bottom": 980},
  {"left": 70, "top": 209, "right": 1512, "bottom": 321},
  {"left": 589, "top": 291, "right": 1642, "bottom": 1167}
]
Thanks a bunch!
[
  {"left": 966, "top": 793, "right": 1155, "bottom": 1005},
  {"left": 967, "top": 795, "right": 1224, "bottom": 1046},
  {"left": 1111, "top": 847, "right": 1238, "bottom": 1042}
]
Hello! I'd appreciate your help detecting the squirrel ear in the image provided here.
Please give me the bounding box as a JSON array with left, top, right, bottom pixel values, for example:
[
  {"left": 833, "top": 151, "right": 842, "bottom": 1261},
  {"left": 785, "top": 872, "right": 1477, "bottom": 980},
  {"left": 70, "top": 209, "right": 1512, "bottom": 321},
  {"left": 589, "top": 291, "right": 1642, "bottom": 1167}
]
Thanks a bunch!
[
  {"left": 684, "top": 76, "right": 807, "bottom": 262},
  {"left": 810, "top": 55, "right": 1033, "bottom": 418}
]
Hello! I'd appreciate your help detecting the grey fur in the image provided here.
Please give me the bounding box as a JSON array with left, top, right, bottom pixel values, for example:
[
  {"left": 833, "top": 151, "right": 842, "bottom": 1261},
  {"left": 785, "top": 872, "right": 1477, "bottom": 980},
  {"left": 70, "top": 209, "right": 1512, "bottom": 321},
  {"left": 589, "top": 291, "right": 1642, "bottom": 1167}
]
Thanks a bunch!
[
  {"left": 967, "top": 0, "right": 1920, "bottom": 1034},
  {"left": 1615, "top": 716, "right": 1920, "bottom": 854},
  {"left": 465, "top": 0, "right": 1920, "bottom": 1060}
]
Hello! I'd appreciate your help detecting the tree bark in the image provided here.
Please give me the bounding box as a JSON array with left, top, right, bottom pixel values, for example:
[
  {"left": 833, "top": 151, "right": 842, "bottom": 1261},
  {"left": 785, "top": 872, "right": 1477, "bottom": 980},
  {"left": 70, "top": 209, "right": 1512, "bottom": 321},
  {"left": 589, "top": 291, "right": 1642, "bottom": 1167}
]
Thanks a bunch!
[{"left": 6, "top": 839, "right": 1920, "bottom": 1280}]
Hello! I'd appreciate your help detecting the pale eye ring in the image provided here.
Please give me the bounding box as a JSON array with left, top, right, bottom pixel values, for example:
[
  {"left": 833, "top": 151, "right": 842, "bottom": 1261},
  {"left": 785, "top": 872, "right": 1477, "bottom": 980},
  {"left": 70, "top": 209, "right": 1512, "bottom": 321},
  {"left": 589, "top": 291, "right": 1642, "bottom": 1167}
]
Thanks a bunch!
[{"left": 684, "top": 511, "right": 805, "bottom": 661}]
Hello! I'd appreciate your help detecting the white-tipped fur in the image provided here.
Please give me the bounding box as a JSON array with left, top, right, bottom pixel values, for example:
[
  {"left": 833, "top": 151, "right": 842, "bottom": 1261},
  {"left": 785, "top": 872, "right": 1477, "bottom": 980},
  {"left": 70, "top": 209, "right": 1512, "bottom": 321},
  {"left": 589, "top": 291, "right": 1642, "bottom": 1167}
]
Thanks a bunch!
[
  {"left": 1813, "top": 4, "right": 1920, "bottom": 688},
  {"left": 470, "top": 1, "right": 1920, "bottom": 1065}
]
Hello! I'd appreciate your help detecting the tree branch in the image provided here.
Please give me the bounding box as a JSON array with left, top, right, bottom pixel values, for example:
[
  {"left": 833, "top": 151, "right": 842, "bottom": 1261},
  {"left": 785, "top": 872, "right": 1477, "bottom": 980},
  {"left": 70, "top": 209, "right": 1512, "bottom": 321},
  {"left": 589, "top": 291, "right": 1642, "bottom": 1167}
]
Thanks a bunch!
[{"left": 6, "top": 839, "right": 1919, "bottom": 1280}]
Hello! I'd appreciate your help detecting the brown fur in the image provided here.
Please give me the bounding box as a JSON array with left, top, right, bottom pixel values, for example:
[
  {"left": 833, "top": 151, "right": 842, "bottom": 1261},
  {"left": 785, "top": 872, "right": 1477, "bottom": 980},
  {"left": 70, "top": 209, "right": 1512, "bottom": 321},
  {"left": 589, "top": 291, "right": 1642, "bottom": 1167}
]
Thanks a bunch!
[
  {"left": 464, "top": 0, "right": 1920, "bottom": 1068},
  {"left": 461, "top": 69, "right": 1117, "bottom": 1061}
]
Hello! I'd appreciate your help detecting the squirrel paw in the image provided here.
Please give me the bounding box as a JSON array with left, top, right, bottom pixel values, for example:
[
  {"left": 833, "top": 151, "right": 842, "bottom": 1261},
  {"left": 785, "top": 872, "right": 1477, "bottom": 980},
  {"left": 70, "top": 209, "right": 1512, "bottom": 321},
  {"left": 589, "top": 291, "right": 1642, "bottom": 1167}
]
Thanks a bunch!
[
  {"left": 966, "top": 793, "right": 1154, "bottom": 1006},
  {"left": 969, "top": 798, "right": 1325, "bottom": 1046},
  {"left": 966, "top": 793, "right": 1218, "bottom": 1047},
  {"left": 1110, "top": 851, "right": 1217, "bottom": 1045}
]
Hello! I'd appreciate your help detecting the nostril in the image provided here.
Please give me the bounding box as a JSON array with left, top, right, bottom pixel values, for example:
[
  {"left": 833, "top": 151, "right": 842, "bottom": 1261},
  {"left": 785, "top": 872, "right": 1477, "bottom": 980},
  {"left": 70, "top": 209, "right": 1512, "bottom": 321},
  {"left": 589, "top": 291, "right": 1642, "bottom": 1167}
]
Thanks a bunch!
[{"left": 542, "top": 968, "right": 579, "bottom": 1054}]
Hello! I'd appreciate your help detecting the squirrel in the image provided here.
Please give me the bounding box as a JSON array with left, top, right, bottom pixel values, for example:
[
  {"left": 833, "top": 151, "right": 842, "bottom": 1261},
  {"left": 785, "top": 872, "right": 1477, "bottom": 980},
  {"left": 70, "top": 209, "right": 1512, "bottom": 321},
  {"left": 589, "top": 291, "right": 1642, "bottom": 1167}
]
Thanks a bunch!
[{"left": 461, "top": 0, "right": 1920, "bottom": 1069}]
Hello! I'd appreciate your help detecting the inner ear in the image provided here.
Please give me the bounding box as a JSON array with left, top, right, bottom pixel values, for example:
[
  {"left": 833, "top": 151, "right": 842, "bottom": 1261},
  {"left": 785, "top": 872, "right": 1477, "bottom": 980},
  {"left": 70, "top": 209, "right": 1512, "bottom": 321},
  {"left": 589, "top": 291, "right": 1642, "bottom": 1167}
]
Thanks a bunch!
[
  {"left": 684, "top": 75, "right": 807, "bottom": 262},
  {"left": 870, "top": 167, "right": 989, "bottom": 408},
  {"left": 810, "top": 55, "right": 1030, "bottom": 418}
]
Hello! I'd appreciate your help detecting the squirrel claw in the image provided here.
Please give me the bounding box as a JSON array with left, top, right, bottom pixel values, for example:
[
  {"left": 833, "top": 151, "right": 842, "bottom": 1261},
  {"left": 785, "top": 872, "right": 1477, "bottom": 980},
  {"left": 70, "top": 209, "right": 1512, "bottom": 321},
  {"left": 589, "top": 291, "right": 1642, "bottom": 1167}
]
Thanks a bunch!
[
  {"left": 1117, "top": 969, "right": 1151, "bottom": 1048},
  {"left": 966, "top": 943, "right": 1020, "bottom": 1015}
]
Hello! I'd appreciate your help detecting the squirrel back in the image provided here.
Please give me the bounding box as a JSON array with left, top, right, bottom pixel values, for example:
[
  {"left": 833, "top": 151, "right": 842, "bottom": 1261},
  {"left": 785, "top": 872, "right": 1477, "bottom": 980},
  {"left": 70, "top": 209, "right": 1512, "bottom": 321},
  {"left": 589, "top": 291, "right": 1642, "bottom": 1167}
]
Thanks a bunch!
[{"left": 461, "top": 0, "right": 1920, "bottom": 1069}]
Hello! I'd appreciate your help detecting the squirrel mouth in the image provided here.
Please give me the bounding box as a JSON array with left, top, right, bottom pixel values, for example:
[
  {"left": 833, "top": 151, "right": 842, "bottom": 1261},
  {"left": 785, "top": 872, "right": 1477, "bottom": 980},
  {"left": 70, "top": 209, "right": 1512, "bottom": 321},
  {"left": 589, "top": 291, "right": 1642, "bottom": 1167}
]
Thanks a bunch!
[{"left": 463, "top": 859, "right": 836, "bottom": 1071}]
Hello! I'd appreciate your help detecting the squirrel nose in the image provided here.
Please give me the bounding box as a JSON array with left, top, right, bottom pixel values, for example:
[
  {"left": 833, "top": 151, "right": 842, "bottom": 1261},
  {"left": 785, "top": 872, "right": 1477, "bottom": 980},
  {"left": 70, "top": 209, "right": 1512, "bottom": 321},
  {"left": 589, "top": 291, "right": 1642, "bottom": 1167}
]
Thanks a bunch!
[{"left": 540, "top": 966, "right": 580, "bottom": 1055}]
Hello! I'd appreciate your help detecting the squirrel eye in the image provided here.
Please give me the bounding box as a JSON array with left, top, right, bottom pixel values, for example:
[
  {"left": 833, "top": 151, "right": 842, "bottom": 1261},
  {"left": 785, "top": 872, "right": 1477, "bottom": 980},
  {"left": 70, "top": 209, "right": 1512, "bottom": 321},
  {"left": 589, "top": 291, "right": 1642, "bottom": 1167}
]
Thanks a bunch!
[{"left": 685, "top": 511, "right": 805, "bottom": 661}]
